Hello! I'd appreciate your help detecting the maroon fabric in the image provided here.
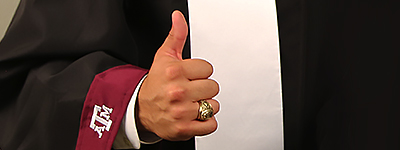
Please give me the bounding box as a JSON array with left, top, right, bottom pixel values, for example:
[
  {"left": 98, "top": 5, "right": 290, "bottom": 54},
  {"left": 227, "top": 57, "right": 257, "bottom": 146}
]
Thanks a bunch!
[{"left": 76, "top": 65, "right": 148, "bottom": 150}]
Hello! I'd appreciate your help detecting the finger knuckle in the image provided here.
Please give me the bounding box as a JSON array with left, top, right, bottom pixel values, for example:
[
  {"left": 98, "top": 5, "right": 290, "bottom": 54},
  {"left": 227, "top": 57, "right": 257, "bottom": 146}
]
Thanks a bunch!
[
  {"left": 214, "top": 101, "right": 221, "bottom": 112},
  {"left": 190, "top": 59, "right": 213, "bottom": 76},
  {"left": 170, "top": 106, "right": 186, "bottom": 119},
  {"left": 165, "top": 65, "right": 183, "bottom": 80},
  {"left": 201, "top": 60, "right": 214, "bottom": 76},
  {"left": 166, "top": 84, "right": 186, "bottom": 100},
  {"left": 169, "top": 32, "right": 186, "bottom": 41},
  {"left": 210, "top": 79, "right": 220, "bottom": 95},
  {"left": 210, "top": 121, "right": 218, "bottom": 132},
  {"left": 172, "top": 124, "right": 190, "bottom": 137},
  {"left": 203, "top": 121, "right": 218, "bottom": 135}
]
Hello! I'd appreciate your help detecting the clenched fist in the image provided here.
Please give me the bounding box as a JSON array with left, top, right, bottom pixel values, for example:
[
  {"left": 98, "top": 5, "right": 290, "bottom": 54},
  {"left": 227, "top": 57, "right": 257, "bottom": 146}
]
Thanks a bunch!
[{"left": 137, "top": 11, "right": 220, "bottom": 141}]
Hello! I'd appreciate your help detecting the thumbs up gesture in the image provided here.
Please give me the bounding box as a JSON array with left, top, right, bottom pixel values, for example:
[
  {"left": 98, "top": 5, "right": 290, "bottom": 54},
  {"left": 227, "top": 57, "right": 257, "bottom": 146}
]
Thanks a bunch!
[{"left": 137, "top": 11, "right": 220, "bottom": 141}]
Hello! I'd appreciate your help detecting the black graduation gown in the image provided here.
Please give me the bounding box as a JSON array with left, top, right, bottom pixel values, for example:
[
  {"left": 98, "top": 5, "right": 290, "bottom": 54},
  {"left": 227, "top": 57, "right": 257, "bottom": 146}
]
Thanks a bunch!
[
  {"left": 0, "top": 0, "right": 193, "bottom": 150},
  {"left": 277, "top": 0, "right": 400, "bottom": 149},
  {"left": 1, "top": 0, "right": 400, "bottom": 149}
]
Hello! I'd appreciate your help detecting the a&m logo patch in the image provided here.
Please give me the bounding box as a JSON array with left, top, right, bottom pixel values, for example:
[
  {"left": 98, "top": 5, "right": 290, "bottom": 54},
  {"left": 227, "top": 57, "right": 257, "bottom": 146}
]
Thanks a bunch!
[{"left": 90, "top": 104, "right": 113, "bottom": 138}]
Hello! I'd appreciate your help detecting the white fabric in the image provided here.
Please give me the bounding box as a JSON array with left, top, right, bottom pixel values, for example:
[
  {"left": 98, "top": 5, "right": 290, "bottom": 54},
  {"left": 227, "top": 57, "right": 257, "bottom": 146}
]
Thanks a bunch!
[
  {"left": 124, "top": 75, "right": 162, "bottom": 148},
  {"left": 124, "top": 75, "right": 146, "bottom": 149},
  {"left": 188, "top": 0, "right": 284, "bottom": 150},
  {"left": 113, "top": 75, "right": 161, "bottom": 149}
]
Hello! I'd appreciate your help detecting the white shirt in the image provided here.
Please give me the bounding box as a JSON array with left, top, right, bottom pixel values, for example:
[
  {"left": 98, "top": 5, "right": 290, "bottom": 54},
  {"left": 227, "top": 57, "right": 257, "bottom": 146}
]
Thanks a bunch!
[{"left": 113, "top": 75, "right": 162, "bottom": 149}]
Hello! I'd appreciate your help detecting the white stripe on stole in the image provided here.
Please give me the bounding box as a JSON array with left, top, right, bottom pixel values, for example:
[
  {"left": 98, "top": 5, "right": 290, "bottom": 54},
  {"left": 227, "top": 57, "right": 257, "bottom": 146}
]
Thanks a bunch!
[{"left": 188, "top": 0, "right": 284, "bottom": 149}]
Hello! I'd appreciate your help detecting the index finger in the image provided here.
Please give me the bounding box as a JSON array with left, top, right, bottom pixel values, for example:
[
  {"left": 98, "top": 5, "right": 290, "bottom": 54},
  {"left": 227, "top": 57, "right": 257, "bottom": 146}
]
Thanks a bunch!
[{"left": 181, "top": 59, "right": 213, "bottom": 80}]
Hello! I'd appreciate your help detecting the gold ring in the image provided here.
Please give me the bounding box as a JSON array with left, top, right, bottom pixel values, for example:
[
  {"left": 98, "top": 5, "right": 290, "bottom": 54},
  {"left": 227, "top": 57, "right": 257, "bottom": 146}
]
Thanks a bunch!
[{"left": 197, "top": 100, "right": 214, "bottom": 121}]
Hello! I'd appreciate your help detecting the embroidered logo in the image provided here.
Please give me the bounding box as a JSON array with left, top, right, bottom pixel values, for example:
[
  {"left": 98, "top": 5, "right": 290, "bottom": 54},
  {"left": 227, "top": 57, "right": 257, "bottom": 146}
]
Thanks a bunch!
[{"left": 90, "top": 105, "right": 113, "bottom": 138}]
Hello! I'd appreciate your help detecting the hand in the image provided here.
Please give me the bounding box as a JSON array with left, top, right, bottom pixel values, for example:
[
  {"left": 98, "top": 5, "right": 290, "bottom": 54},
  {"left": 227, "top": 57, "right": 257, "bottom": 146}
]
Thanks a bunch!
[{"left": 136, "top": 11, "right": 220, "bottom": 141}]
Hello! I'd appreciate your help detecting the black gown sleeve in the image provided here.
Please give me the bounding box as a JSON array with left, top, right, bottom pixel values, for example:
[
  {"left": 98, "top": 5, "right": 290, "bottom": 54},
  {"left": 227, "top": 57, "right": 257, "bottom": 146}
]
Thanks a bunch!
[{"left": 0, "top": 0, "right": 193, "bottom": 149}]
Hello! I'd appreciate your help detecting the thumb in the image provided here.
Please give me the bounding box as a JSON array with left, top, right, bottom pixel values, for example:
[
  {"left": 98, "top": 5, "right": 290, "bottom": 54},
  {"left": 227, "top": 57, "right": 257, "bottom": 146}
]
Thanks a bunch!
[{"left": 156, "top": 10, "right": 188, "bottom": 61}]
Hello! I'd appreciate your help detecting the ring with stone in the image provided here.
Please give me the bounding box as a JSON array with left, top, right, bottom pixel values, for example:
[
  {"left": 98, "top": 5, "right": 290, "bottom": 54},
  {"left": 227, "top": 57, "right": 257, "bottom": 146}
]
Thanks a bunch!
[{"left": 197, "top": 100, "right": 214, "bottom": 121}]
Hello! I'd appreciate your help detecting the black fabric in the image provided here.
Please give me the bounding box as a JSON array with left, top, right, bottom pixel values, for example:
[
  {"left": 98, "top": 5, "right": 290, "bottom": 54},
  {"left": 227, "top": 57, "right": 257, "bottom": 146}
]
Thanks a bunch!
[
  {"left": 2, "top": 0, "right": 400, "bottom": 149},
  {"left": 277, "top": 0, "right": 400, "bottom": 149},
  {"left": 0, "top": 0, "right": 193, "bottom": 150}
]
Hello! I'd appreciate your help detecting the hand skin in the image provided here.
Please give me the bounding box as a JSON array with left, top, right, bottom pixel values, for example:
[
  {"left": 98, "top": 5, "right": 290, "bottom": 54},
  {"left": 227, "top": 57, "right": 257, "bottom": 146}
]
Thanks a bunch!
[{"left": 136, "top": 10, "right": 221, "bottom": 141}]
